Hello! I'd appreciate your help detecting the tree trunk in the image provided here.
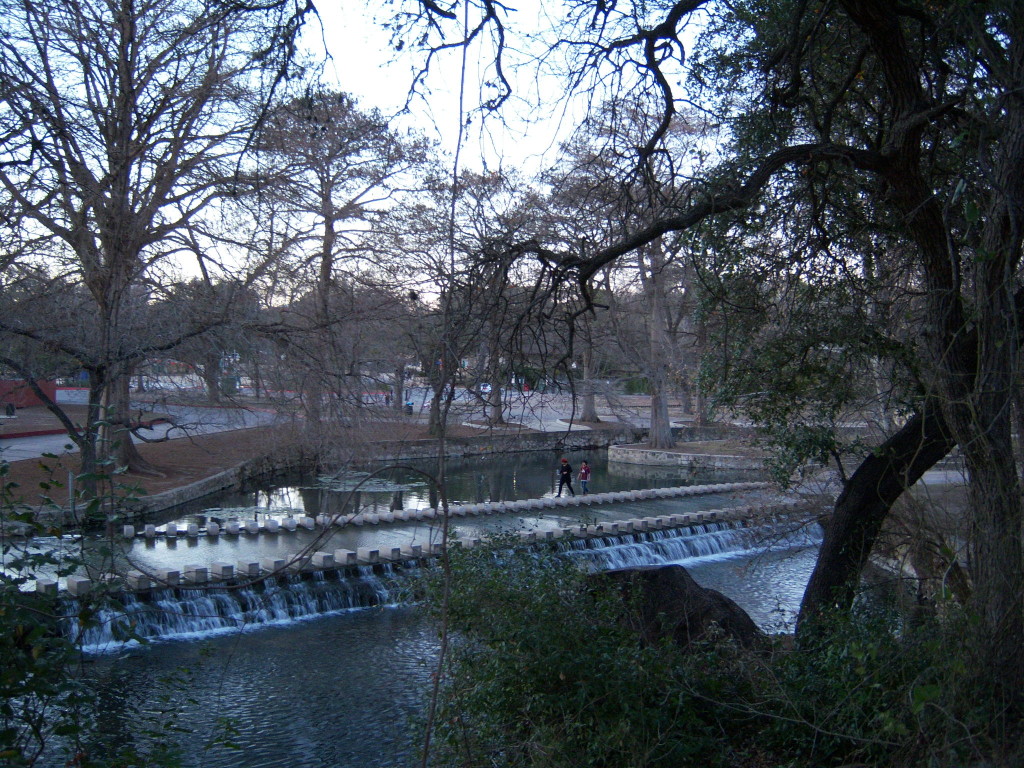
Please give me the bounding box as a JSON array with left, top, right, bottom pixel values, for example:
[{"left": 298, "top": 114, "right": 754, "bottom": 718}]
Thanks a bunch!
[
  {"left": 200, "top": 351, "right": 222, "bottom": 403},
  {"left": 797, "top": 401, "right": 955, "bottom": 638},
  {"left": 486, "top": 383, "right": 504, "bottom": 426},
  {"left": 107, "top": 371, "right": 164, "bottom": 477},
  {"left": 693, "top": 316, "right": 710, "bottom": 427},
  {"left": 579, "top": 335, "right": 600, "bottom": 423},
  {"left": 643, "top": 243, "right": 675, "bottom": 449},
  {"left": 648, "top": 385, "right": 674, "bottom": 448},
  {"left": 428, "top": 387, "right": 443, "bottom": 437},
  {"left": 77, "top": 376, "right": 106, "bottom": 501},
  {"left": 304, "top": 372, "right": 324, "bottom": 426},
  {"left": 950, "top": 287, "right": 1024, "bottom": 697},
  {"left": 393, "top": 364, "right": 405, "bottom": 412}
]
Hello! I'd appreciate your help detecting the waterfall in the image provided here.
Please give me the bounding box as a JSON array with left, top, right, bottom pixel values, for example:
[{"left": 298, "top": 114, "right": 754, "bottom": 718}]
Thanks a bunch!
[
  {"left": 65, "top": 523, "right": 819, "bottom": 651},
  {"left": 64, "top": 567, "right": 401, "bottom": 651},
  {"left": 557, "top": 522, "right": 821, "bottom": 571}
]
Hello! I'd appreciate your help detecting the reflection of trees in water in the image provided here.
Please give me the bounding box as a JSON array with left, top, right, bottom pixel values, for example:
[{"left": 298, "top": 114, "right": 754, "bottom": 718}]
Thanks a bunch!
[{"left": 178, "top": 450, "right": 763, "bottom": 519}]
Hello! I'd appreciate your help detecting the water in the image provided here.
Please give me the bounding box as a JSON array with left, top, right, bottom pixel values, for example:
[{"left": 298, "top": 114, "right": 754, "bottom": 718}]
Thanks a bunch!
[
  {"left": 155, "top": 449, "right": 759, "bottom": 528},
  {"left": 79, "top": 606, "right": 434, "bottom": 768},
  {"left": 63, "top": 522, "right": 813, "bottom": 650},
  {"left": 28, "top": 452, "right": 814, "bottom": 768},
  {"left": 52, "top": 520, "right": 820, "bottom": 768},
  {"left": 7, "top": 449, "right": 773, "bottom": 582}
]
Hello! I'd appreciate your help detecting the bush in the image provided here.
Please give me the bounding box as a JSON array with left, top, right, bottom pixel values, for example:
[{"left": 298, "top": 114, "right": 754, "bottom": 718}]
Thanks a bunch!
[
  {"left": 417, "top": 544, "right": 1017, "bottom": 768},
  {"left": 0, "top": 460, "right": 190, "bottom": 767},
  {"left": 419, "top": 544, "right": 740, "bottom": 768}
]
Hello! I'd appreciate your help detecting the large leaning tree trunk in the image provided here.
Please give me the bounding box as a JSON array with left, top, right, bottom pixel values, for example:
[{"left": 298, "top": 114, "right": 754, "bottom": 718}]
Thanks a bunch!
[{"left": 797, "top": 400, "right": 956, "bottom": 636}]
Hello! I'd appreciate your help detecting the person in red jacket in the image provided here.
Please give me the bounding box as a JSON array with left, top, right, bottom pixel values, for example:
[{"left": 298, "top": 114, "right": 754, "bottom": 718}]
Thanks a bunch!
[{"left": 578, "top": 460, "right": 591, "bottom": 494}]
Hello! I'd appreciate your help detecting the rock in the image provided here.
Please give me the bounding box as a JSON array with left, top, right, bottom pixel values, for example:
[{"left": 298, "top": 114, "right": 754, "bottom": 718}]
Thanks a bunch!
[{"left": 596, "top": 564, "right": 765, "bottom": 650}]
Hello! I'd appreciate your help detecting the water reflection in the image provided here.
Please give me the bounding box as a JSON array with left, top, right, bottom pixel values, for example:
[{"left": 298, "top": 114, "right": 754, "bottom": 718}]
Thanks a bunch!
[{"left": 164, "top": 449, "right": 760, "bottom": 528}]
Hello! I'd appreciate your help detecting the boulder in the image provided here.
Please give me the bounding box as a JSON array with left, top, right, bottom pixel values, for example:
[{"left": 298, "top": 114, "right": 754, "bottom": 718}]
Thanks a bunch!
[{"left": 596, "top": 564, "right": 765, "bottom": 650}]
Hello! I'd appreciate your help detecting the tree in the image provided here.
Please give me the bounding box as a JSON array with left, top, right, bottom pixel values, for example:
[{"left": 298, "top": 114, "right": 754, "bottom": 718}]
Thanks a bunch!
[
  {"left": 405, "top": 0, "right": 1024, "bottom": 712},
  {"left": 0, "top": 0, "right": 309, "bottom": 495},
  {"left": 157, "top": 280, "right": 262, "bottom": 403},
  {"left": 537, "top": 105, "right": 708, "bottom": 444},
  {"left": 254, "top": 89, "right": 432, "bottom": 426}
]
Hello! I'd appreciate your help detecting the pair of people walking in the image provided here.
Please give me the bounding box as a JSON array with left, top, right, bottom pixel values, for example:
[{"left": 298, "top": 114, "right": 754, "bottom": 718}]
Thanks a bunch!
[{"left": 556, "top": 458, "right": 591, "bottom": 496}]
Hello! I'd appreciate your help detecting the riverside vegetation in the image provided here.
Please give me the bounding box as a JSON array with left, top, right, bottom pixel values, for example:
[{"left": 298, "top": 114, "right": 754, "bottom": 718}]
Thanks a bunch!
[{"left": 417, "top": 543, "right": 1010, "bottom": 768}]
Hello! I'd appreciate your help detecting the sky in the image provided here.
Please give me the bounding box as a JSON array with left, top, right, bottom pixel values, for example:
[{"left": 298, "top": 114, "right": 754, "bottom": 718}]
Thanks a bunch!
[{"left": 304, "top": 1, "right": 578, "bottom": 179}]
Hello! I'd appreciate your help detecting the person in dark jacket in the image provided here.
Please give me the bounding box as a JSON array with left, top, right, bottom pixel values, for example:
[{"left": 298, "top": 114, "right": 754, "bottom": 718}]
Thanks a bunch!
[{"left": 556, "top": 457, "right": 575, "bottom": 497}]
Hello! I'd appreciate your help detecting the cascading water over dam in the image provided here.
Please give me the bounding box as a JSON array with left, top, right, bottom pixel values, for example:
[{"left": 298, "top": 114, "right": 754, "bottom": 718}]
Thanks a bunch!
[{"left": 66, "top": 516, "right": 820, "bottom": 650}]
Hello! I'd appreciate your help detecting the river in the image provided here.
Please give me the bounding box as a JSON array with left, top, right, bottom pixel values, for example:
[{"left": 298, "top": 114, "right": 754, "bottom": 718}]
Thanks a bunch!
[{"left": 42, "top": 450, "right": 819, "bottom": 767}]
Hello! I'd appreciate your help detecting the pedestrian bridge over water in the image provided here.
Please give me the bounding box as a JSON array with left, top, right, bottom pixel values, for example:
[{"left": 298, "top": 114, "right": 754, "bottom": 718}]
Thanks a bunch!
[{"left": 46, "top": 481, "right": 821, "bottom": 599}]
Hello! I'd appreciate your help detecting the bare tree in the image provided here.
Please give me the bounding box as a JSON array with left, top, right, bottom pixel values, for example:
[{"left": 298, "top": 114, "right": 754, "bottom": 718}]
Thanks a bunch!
[
  {"left": 0, "top": 0, "right": 310, "bottom": 495},
  {"left": 251, "top": 89, "right": 432, "bottom": 426}
]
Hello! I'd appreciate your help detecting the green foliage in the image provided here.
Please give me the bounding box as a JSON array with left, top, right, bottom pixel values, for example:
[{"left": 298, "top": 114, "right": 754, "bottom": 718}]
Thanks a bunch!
[
  {"left": 419, "top": 547, "right": 1013, "bottom": 768},
  {"left": 0, "top": 467, "right": 89, "bottom": 766},
  {"left": 624, "top": 377, "right": 651, "bottom": 395},
  {"left": 418, "top": 544, "right": 723, "bottom": 768},
  {"left": 0, "top": 459, "right": 189, "bottom": 767}
]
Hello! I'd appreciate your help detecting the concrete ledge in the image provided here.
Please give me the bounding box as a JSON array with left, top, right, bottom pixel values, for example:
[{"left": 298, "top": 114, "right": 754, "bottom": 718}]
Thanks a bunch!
[
  {"left": 65, "top": 577, "right": 92, "bottom": 596},
  {"left": 155, "top": 569, "right": 180, "bottom": 586},
  {"left": 211, "top": 562, "right": 234, "bottom": 579},
  {"left": 357, "top": 547, "right": 379, "bottom": 564},
  {"left": 608, "top": 444, "right": 764, "bottom": 471},
  {"left": 125, "top": 571, "right": 152, "bottom": 590},
  {"left": 312, "top": 552, "right": 335, "bottom": 569},
  {"left": 87, "top": 495, "right": 823, "bottom": 597},
  {"left": 334, "top": 549, "right": 358, "bottom": 566},
  {"left": 261, "top": 558, "right": 285, "bottom": 573}
]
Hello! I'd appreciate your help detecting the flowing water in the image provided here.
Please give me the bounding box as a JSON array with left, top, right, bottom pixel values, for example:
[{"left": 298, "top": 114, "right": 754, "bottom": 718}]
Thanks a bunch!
[
  {"left": 58, "top": 523, "right": 819, "bottom": 768},
  {"left": 30, "top": 451, "right": 821, "bottom": 768}
]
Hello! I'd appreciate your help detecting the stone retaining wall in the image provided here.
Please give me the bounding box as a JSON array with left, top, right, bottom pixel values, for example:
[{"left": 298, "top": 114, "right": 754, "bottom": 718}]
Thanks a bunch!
[
  {"left": 130, "top": 428, "right": 648, "bottom": 517},
  {"left": 609, "top": 444, "right": 765, "bottom": 471}
]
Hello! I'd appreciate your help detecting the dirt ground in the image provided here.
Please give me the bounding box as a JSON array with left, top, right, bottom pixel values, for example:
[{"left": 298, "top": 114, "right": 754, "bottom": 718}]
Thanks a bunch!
[
  {"left": 618, "top": 439, "right": 766, "bottom": 456},
  {"left": 0, "top": 404, "right": 543, "bottom": 504}
]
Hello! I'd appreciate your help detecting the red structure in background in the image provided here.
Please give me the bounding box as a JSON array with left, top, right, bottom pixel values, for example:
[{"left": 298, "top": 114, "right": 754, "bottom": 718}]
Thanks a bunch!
[{"left": 0, "top": 380, "right": 57, "bottom": 408}]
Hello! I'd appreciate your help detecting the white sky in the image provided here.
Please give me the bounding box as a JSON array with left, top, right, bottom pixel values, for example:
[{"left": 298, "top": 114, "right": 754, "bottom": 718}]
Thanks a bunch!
[{"left": 305, "top": 1, "right": 578, "bottom": 178}]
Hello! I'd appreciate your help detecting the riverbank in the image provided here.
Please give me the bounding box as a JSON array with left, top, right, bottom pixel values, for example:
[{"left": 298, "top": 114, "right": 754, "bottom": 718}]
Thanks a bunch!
[
  {"left": 0, "top": 413, "right": 524, "bottom": 505},
  {"left": 0, "top": 406, "right": 642, "bottom": 511},
  {"left": 1, "top": 402, "right": 766, "bottom": 523}
]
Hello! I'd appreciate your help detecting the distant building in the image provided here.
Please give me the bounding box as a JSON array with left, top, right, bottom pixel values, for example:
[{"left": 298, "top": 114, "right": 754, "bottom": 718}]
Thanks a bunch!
[{"left": 0, "top": 380, "right": 57, "bottom": 408}]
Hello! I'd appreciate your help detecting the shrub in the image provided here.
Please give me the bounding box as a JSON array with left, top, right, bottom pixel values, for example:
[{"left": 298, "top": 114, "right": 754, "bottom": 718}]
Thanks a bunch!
[{"left": 417, "top": 544, "right": 1017, "bottom": 768}]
